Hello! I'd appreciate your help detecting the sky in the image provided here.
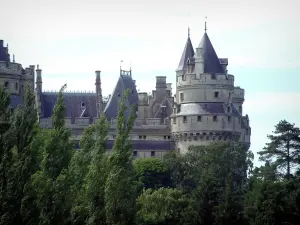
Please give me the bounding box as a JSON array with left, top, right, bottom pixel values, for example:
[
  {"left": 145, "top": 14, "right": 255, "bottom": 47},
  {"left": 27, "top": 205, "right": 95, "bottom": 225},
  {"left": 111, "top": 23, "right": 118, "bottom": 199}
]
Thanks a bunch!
[{"left": 1, "top": 0, "right": 300, "bottom": 166}]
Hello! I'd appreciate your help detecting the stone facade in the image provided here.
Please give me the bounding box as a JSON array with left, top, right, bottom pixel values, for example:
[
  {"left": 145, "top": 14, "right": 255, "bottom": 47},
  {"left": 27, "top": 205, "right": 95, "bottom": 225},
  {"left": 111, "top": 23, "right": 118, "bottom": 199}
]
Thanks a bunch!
[{"left": 0, "top": 27, "right": 251, "bottom": 158}]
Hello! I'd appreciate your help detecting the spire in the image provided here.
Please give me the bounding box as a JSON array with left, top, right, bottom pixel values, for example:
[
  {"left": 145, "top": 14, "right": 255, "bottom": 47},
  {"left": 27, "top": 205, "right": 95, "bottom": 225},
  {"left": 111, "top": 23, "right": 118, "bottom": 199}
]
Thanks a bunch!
[
  {"left": 176, "top": 28, "right": 195, "bottom": 71},
  {"left": 204, "top": 16, "right": 207, "bottom": 33},
  {"left": 197, "top": 32, "right": 224, "bottom": 74}
]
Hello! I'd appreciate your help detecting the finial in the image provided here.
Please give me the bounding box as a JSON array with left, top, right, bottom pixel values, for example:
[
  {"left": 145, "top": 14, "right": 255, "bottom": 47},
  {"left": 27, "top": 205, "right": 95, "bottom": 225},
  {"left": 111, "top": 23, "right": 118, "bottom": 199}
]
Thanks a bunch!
[
  {"left": 188, "top": 26, "right": 190, "bottom": 37},
  {"left": 130, "top": 60, "right": 132, "bottom": 71},
  {"left": 204, "top": 16, "right": 207, "bottom": 33},
  {"left": 37, "top": 64, "right": 39, "bottom": 70},
  {"left": 13, "top": 54, "right": 15, "bottom": 63}
]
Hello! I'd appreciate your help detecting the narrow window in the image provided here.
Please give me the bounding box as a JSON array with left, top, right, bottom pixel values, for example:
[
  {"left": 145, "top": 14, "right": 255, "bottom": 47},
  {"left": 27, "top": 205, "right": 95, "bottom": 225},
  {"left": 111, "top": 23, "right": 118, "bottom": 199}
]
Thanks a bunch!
[
  {"left": 227, "top": 107, "right": 230, "bottom": 113},
  {"left": 181, "top": 75, "right": 185, "bottom": 81},
  {"left": 239, "top": 106, "right": 242, "bottom": 113},
  {"left": 245, "top": 129, "right": 248, "bottom": 135},
  {"left": 214, "top": 91, "right": 219, "bottom": 98},
  {"left": 173, "top": 118, "right": 176, "bottom": 124},
  {"left": 183, "top": 116, "right": 187, "bottom": 123},
  {"left": 229, "top": 93, "right": 231, "bottom": 98},
  {"left": 168, "top": 136, "right": 171, "bottom": 139},
  {"left": 138, "top": 135, "right": 142, "bottom": 139},
  {"left": 228, "top": 116, "right": 231, "bottom": 122},
  {"left": 143, "top": 135, "right": 146, "bottom": 139},
  {"left": 213, "top": 116, "right": 217, "bottom": 122},
  {"left": 197, "top": 116, "right": 202, "bottom": 122},
  {"left": 151, "top": 151, "right": 155, "bottom": 157},
  {"left": 4, "top": 81, "right": 8, "bottom": 88},
  {"left": 133, "top": 151, "right": 137, "bottom": 157},
  {"left": 180, "top": 92, "right": 184, "bottom": 102},
  {"left": 15, "top": 82, "right": 18, "bottom": 90},
  {"left": 164, "top": 136, "right": 166, "bottom": 140}
]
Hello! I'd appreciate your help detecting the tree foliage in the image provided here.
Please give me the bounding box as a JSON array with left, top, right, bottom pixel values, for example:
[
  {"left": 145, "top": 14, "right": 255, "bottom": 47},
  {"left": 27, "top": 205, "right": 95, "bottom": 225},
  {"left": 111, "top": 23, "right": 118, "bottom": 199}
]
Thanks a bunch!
[{"left": 1, "top": 85, "right": 300, "bottom": 225}]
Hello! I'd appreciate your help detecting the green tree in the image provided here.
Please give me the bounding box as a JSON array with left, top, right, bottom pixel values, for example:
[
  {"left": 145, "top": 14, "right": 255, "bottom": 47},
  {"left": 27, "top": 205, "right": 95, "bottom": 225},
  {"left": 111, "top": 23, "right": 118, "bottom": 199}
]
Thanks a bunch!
[
  {"left": 134, "top": 157, "right": 171, "bottom": 190},
  {"left": 3, "top": 85, "right": 39, "bottom": 225},
  {"left": 85, "top": 116, "right": 109, "bottom": 225},
  {"left": 104, "top": 89, "right": 137, "bottom": 225},
  {"left": 30, "top": 84, "right": 74, "bottom": 225},
  {"left": 136, "top": 187, "right": 188, "bottom": 225},
  {"left": 258, "top": 120, "right": 300, "bottom": 177},
  {"left": 69, "top": 125, "right": 95, "bottom": 225},
  {"left": 0, "top": 87, "right": 14, "bottom": 225}
]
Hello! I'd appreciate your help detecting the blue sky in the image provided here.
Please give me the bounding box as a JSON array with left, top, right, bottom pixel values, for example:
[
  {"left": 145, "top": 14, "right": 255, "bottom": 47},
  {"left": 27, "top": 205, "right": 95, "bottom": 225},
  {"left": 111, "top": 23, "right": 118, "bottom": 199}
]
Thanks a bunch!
[{"left": 1, "top": 0, "right": 299, "bottom": 166}]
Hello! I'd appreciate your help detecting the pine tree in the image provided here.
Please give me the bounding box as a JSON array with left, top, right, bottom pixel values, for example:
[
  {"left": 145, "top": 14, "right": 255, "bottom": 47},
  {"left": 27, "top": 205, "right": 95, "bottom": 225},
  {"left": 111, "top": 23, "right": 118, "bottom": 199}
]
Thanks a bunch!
[
  {"left": 104, "top": 89, "right": 137, "bottom": 225},
  {"left": 258, "top": 120, "right": 300, "bottom": 177}
]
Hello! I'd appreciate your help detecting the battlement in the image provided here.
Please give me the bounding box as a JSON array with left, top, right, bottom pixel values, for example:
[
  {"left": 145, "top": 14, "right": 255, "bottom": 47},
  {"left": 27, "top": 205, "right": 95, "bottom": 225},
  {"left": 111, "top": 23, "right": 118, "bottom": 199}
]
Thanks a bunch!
[
  {"left": 171, "top": 114, "right": 244, "bottom": 134},
  {"left": 0, "top": 62, "right": 24, "bottom": 75},
  {"left": 177, "top": 73, "right": 235, "bottom": 87},
  {"left": 39, "top": 117, "right": 170, "bottom": 129}
]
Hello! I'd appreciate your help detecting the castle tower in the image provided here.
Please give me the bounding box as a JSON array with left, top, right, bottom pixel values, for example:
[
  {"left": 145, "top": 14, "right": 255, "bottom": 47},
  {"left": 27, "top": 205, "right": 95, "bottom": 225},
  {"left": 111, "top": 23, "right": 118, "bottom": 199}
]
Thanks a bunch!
[
  {"left": 171, "top": 25, "right": 251, "bottom": 154},
  {"left": 95, "top": 70, "right": 103, "bottom": 117},
  {"left": 35, "top": 65, "right": 43, "bottom": 117}
]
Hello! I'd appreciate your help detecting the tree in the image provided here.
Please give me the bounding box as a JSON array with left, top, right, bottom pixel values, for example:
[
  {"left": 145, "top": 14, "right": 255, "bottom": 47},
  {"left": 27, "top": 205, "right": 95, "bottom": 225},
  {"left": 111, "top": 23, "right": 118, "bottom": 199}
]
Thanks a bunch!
[
  {"left": 30, "top": 84, "right": 74, "bottom": 225},
  {"left": 3, "top": 85, "right": 39, "bottom": 225},
  {"left": 85, "top": 116, "right": 109, "bottom": 225},
  {"left": 104, "top": 89, "right": 137, "bottom": 225},
  {"left": 134, "top": 157, "right": 171, "bottom": 190},
  {"left": 69, "top": 125, "right": 95, "bottom": 225},
  {"left": 258, "top": 120, "right": 300, "bottom": 177},
  {"left": 136, "top": 188, "right": 188, "bottom": 225},
  {"left": 0, "top": 87, "right": 14, "bottom": 225}
]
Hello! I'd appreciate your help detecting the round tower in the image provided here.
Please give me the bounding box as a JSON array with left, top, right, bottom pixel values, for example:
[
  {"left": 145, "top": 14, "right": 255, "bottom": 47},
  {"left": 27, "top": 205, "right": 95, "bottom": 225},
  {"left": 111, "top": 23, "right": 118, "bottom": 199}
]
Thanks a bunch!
[{"left": 171, "top": 27, "right": 251, "bottom": 154}]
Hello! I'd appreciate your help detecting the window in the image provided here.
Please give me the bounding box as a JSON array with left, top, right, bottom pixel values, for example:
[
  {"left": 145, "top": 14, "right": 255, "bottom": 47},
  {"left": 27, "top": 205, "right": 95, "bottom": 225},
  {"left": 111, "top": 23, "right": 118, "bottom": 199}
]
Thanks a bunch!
[
  {"left": 213, "top": 116, "right": 217, "bottom": 122},
  {"left": 180, "top": 92, "right": 184, "bottom": 102},
  {"left": 214, "top": 91, "right": 219, "bottom": 98},
  {"left": 143, "top": 135, "right": 146, "bottom": 140},
  {"left": 228, "top": 116, "right": 231, "bottom": 122},
  {"left": 197, "top": 116, "right": 202, "bottom": 122},
  {"left": 183, "top": 116, "right": 187, "bottom": 123},
  {"left": 112, "top": 135, "right": 116, "bottom": 139},
  {"left": 138, "top": 136, "right": 142, "bottom": 139},
  {"left": 181, "top": 75, "right": 185, "bottom": 81},
  {"left": 173, "top": 118, "right": 176, "bottom": 124},
  {"left": 227, "top": 107, "right": 230, "bottom": 113},
  {"left": 229, "top": 93, "right": 231, "bottom": 98},
  {"left": 151, "top": 151, "right": 155, "bottom": 157},
  {"left": 164, "top": 136, "right": 166, "bottom": 140},
  {"left": 4, "top": 81, "right": 8, "bottom": 88},
  {"left": 15, "top": 82, "right": 18, "bottom": 90},
  {"left": 245, "top": 129, "right": 248, "bottom": 135},
  {"left": 133, "top": 151, "right": 137, "bottom": 157},
  {"left": 239, "top": 106, "right": 242, "bottom": 113},
  {"left": 168, "top": 136, "right": 171, "bottom": 140}
]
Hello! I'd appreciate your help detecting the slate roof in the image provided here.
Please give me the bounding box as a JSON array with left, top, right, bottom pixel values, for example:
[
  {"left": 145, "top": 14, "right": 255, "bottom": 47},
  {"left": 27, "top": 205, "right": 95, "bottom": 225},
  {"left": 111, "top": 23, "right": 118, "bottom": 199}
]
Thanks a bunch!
[
  {"left": 104, "top": 75, "right": 139, "bottom": 120},
  {"left": 42, "top": 92, "right": 97, "bottom": 121},
  {"left": 177, "top": 102, "right": 240, "bottom": 116},
  {"left": 0, "top": 40, "right": 10, "bottom": 63},
  {"left": 74, "top": 140, "right": 174, "bottom": 150},
  {"left": 176, "top": 36, "right": 195, "bottom": 71},
  {"left": 198, "top": 33, "right": 224, "bottom": 74},
  {"left": 9, "top": 95, "right": 22, "bottom": 108}
]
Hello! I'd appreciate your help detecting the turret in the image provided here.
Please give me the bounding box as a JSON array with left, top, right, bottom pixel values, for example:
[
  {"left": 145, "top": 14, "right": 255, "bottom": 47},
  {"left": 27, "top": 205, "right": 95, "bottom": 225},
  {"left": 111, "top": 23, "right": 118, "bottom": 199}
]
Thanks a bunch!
[{"left": 95, "top": 70, "right": 103, "bottom": 117}]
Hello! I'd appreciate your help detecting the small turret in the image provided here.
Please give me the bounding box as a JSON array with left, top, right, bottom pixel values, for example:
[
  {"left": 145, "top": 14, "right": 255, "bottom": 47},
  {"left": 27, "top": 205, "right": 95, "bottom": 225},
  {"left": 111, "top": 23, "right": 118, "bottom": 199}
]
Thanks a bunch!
[{"left": 36, "top": 65, "right": 42, "bottom": 91}]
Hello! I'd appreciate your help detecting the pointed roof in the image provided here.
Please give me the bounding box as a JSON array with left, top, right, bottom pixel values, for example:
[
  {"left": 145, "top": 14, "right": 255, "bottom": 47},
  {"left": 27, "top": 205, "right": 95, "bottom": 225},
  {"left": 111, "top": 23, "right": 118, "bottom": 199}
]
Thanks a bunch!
[
  {"left": 198, "top": 32, "right": 224, "bottom": 74},
  {"left": 104, "top": 75, "right": 139, "bottom": 120},
  {"left": 176, "top": 35, "right": 195, "bottom": 71}
]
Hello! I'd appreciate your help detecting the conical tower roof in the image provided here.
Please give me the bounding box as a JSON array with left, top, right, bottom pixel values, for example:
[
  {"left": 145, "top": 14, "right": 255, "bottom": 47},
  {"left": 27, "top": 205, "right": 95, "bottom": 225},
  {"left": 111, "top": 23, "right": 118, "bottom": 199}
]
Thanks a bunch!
[
  {"left": 198, "top": 32, "right": 224, "bottom": 74},
  {"left": 176, "top": 30, "right": 195, "bottom": 71}
]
